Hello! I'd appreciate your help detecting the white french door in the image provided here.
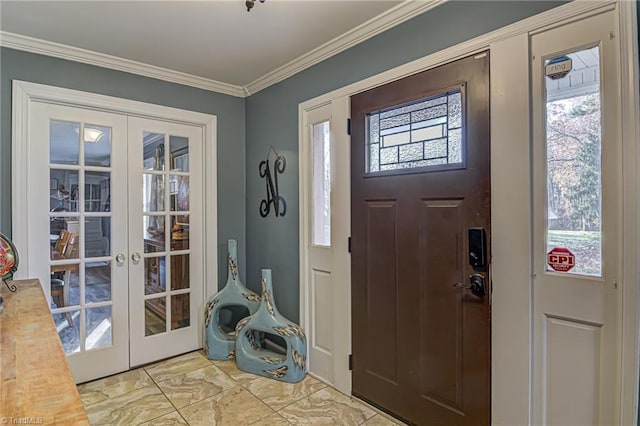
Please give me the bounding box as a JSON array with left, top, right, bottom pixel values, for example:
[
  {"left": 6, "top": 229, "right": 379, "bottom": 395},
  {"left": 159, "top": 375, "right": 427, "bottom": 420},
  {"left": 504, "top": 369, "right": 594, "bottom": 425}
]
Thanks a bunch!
[
  {"left": 128, "top": 117, "right": 203, "bottom": 366},
  {"left": 531, "top": 10, "right": 621, "bottom": 425},
  {"left": 27, "top": 102, "right": 205, "bottom": 382},
  {"left": 30, "top": 102, "right": 130, "bottom": 383}
]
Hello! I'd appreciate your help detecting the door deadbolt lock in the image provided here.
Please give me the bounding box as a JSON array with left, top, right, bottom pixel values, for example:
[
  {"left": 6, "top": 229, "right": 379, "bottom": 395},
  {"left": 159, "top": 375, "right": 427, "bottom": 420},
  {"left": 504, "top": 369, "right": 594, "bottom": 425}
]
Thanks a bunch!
[{"left": 452, "top": 273, "right": 486, "bottom": 297}]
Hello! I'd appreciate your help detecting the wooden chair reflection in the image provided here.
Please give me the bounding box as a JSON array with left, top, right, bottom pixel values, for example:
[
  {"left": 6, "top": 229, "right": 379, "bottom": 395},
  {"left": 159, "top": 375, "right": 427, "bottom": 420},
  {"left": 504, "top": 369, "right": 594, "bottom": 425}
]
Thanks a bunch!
[{"left": 51, "top": 231, "right": 79, "bottom": 326}]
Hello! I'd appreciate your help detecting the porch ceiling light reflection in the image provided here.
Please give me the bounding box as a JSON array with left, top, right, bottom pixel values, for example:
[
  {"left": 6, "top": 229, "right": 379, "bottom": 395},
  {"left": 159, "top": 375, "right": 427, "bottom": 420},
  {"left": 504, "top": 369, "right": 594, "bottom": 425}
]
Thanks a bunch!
[
  {"left": 74, "top": 126, "right": 104, "bottom": 143},
  {"left": 84, "top": 128, "right": 103, "bottom": 143}
]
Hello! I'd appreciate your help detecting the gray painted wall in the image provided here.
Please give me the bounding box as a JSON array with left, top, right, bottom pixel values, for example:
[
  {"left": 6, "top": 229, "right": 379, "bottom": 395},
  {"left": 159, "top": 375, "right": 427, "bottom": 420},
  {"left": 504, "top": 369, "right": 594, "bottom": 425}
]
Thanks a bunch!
[
  {"left": 0, "top": 47, "right": 247, "bottom": 284},
  {"left": 244, "top": 1, "right": 567, "bottom": 323}
]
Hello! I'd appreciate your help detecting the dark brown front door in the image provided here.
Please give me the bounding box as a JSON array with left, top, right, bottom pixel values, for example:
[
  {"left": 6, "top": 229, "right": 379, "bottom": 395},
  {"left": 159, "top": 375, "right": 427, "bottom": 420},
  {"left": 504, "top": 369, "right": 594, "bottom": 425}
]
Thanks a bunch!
[{"left": 350, "top": 52, "right": 490, "bottom": 426}]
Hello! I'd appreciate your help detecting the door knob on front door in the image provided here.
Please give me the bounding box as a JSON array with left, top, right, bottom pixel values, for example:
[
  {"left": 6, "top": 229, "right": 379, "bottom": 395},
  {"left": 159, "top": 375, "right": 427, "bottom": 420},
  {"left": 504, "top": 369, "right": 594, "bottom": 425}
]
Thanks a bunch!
[
  {"left": 115, "top": 253, "right": 126, "bottom": 264},
  {"left": 131, "top": 252, "right": 141, "bottom": 262},
  {"left": 452, "top": 274, "right": 486, "bottom": 297}
]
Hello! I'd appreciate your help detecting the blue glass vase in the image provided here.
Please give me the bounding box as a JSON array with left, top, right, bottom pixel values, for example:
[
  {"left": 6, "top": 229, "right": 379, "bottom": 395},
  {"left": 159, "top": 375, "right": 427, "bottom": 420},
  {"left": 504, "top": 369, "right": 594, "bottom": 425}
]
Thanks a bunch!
[
  {"left": 204, "top": 239, "right": 260, "bottom": 360},
  {"left": 235, "top": 269, "right": 307, "bottom": 383}
]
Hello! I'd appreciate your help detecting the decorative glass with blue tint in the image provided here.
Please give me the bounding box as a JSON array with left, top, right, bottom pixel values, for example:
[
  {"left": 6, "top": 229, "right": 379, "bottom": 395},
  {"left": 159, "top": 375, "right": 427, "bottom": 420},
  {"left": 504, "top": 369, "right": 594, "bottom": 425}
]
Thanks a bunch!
[{"left": 367, "top": 88, "right": 464, "bottom": 173}]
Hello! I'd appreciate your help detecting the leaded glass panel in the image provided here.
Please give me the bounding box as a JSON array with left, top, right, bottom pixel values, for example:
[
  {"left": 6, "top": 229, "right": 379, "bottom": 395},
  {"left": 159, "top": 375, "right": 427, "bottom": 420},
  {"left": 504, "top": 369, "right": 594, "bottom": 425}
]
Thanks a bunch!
[{"left": 366, "top": 88, "right": 464, "bottom": 173}]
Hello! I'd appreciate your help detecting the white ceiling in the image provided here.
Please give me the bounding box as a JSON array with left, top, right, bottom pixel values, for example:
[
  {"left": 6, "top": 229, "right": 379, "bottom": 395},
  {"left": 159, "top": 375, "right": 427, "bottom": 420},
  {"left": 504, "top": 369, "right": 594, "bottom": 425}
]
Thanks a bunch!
[{"left": 0, "top": 0, "right": 405, "bottom": 88}]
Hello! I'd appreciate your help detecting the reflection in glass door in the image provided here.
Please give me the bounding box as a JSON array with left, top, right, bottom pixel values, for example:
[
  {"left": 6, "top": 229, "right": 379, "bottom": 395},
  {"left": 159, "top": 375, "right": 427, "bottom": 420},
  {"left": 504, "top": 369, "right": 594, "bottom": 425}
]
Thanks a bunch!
[
  {"left": 128, "top": 117, "right": 203, "bottom": 366},
  {"left": 31, "top": 102, "right": 129, "bottom": 383}
]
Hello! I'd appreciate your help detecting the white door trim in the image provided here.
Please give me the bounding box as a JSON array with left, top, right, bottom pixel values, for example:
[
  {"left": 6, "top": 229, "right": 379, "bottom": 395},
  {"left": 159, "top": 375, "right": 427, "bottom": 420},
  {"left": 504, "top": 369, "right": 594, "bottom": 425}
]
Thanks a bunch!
[
  {"left": 298, "top": 1, "right": 639, "bottom": 424},
  {"left": 11, "top": 79, "right": 219, "bottom": 324},
  {"left": 618, "top": 1, "right": 640, "bottom": 424}
]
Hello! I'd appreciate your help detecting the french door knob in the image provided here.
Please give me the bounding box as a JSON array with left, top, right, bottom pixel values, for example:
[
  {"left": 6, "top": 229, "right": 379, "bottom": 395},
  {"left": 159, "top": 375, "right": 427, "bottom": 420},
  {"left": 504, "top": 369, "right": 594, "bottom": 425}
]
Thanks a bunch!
[
  {"left": 115, "top": 253, "right": 126, "bottom": 264},
  {"left": 131, "top": 252, "right": 141, "bottom": 262}
]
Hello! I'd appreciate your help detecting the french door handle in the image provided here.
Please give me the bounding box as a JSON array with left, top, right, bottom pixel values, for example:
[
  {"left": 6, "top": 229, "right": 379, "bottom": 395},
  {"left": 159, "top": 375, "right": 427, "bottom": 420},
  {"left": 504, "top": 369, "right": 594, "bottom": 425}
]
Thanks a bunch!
[
  {"left": 115, "top": 253, "right": 126, "bottom": 264},
  {"left": 131, "top": 252, "right": 141, "bottom": 262}
]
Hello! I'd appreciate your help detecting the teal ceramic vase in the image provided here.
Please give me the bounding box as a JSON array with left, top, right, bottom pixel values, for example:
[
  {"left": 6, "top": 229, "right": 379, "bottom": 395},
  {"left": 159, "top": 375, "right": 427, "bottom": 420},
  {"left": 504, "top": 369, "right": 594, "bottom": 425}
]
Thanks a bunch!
[
  {"left": 235, "top": 269, "right": 307, "bottom": 383},
  {"left": 205, "top": 239, "right": 260, "bottom": 360}
]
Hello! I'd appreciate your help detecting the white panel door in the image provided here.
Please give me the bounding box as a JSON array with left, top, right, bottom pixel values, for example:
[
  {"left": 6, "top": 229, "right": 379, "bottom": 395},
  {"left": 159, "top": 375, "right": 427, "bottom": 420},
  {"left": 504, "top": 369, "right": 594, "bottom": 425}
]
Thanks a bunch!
[
  {"left": 531, "top": 10, "right": 621, "bottom": 425},
  {"left": 128, "top": 117, "right": 204, "bottom": 366},
  {"left": 305, "top": 104, "right": 335, "bottom": 384},
  {"left": 303, "top": 98, "right": 351, "bottom": 393},
  {"left": 29, "top": 102, "right": 130, "bottom": 383}
]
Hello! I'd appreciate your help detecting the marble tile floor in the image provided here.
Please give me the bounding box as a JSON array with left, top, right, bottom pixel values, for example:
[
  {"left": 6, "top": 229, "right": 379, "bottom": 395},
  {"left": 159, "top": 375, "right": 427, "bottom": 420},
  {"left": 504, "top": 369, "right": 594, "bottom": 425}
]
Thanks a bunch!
[{"left": 78, "top": 350, "right": 408, "bottom": 426}]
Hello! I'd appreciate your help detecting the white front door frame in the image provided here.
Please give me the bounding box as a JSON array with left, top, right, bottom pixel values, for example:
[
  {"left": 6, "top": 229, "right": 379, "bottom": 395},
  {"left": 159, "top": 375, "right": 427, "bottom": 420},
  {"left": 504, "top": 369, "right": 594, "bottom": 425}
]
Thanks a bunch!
[
  {"left": 11, "top": 80, "right": 219, "bottom": 358},
  {"left": 298, "top": 1, "right": 639, "bottom": 424}
]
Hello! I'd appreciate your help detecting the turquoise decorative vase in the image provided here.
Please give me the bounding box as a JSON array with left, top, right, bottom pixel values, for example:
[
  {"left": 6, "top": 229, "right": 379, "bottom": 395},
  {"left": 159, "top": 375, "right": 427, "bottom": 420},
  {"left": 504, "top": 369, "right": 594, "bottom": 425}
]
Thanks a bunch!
[
  {"left": 205, "top": 239, "right": 260, "bottom": 360},
  {"left": 235, "top": 269, "right": 307, "bottom": 383}
]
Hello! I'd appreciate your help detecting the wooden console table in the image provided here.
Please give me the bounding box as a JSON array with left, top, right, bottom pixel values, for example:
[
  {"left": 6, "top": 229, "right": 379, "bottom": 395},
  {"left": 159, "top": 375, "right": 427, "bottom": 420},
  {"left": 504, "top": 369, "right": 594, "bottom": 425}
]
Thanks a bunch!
[{"left": 0, "top": 279, "right": 89, "bottom": 425}]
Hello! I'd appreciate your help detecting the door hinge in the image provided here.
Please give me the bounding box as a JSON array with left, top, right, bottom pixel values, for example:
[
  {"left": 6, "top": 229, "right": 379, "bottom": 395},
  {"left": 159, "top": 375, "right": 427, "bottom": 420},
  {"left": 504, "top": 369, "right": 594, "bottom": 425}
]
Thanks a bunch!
[
  {"left": 349, "top": 354, "right": 353, "bottom": 370},
  {"left": 348, "top": 237, "right": 351, "bottom": 253},
  {"left": 347, "top": 118, "right": 351, "bottom": 135}
]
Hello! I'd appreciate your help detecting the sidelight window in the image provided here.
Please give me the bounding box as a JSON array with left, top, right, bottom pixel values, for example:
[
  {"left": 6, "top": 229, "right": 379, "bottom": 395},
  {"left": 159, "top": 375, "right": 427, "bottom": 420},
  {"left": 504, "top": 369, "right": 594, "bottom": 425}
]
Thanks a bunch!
[
  {"left": 544, "top": 46, "right": 602, "bottom": 276},
  {"left": 366, "top": 88, "right": 464, "bottom": 173},
  {"left": 312, "top": 120, "right": 331, "bottom": 246}
]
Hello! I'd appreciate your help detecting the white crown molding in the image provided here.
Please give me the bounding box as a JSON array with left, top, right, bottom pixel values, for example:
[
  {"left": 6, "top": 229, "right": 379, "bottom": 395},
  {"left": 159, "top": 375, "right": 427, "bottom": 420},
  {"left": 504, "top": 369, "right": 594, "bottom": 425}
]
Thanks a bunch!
[
  {"left": 244, "top": 0, "right": 445, "bottom": 96},
  {"left": 0, "top": 0, "right": 443, "bottom": 98},
  {"left": 0, "top": 31, "right": 246, "bottom": 98}
]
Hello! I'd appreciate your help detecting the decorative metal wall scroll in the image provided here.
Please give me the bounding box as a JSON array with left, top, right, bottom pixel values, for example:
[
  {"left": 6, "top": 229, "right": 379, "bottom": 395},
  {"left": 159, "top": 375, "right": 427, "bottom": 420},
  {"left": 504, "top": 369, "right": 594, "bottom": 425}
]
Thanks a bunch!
[{"left": 259, "top": 146, "right": 287, "bottom": 218}]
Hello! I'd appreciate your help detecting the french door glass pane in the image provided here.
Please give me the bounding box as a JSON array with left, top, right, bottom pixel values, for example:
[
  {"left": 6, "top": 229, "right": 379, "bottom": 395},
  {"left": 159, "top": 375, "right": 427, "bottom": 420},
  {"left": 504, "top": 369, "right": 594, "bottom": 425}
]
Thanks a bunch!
[
  {"left": 171, "top": 293, "right": 190, "bottom": 330},
  {"left": 50, "top": 169, "right": 79, "bottom": 213},
  {"left": 170, "top": 215, "right": 189, "bottom": 251},
  {"left": 145, "top": 256, "right": 166, "bottom": 294},
  {"left": 144, "top": 132, "right": 165, "bottom": 171},
  {"left": 84, "top": 171, "right": 111, "bottom": 212},
  {"left": 84, "top": 124, "right": 112, "bottom": 167},
  {"left": 144, "top": 215, "right": 166, "bottom": 252},
  {"left": 50, "top": 120, "right": 80, "bottom": 165},
  {"left": 170, "top": 176, "right": 189, "bottom": 212},
  {"left": 85, "top": 306, "right": 112, "bottom": 350},
  {"left": 54, "top": 310, "right": 81, "bottom": 355},
  {"left": 50, "top": 216, "right": 79, "bottom": 260},
  {"left": 170, "top": 135, "right": 189, "bottom": 172},
  {"left": 85, "top": 217, "right": 110, "bottom": 258},
  {"left": 146, "top": 298, "right": 166, "bottom": 336},
  {"left": 545, "top": 46, "right": 602, "bottom": 277},
  {"left": 86, "top": 261, "right": 112, "bottom": 303},
  {"left": 143, "top": 174, "right": 165, "bottom": 212},
  {"left": 170, "top": 255, "right": 189, "bottom": 290}
]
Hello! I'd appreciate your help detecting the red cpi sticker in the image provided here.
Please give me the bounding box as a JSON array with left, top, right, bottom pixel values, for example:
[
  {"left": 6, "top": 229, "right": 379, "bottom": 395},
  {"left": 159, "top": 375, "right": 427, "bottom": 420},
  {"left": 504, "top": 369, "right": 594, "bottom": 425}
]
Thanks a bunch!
[{"left": 547, "top": 247, "right": 575, "bottom": 272}]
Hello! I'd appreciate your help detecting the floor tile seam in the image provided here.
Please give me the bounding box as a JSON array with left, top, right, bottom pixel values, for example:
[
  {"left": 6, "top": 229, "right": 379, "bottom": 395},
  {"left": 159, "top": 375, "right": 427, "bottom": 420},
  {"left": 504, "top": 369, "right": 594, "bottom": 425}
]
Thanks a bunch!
[
  {"left": 276, "top": 384, "right": 331, "bottom": 410},
  {"left": 243, "top": 380, "right": 329, "bottom": 412},
  {"left": 85, "top": 386, "right": 174, "bottom": 426},
  {"left": 142, "top": 364, "right": 190, "bottom": 419},
  {"left": 80, "top": 381, "right": 161, "bottom": 410},
  {"left": 76, "top": 368, "right": 152, "bottom": 394},
  {"left": 153, "top": 361, "right": 227, "bottom": 387},
  {"left": 130, "top": 404, "right": 178, "bottom": 426},
  {"left": 143, "top": 350, "right": 209, "bottom": 378},
  {"left": 144, "top": 362, "right": 212, "bottom": 382},
  {"left": 245, "top": 405, "right": 288, "bottom": 426},
  {"left": 131, "top": 410, "right": 190, "bottom": 426},
  {"left": 216, "top": 365, "right": 256, "bottom": 386},
  {"left": 175, "top": 383, "right": 243, "bottom": 411}
]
